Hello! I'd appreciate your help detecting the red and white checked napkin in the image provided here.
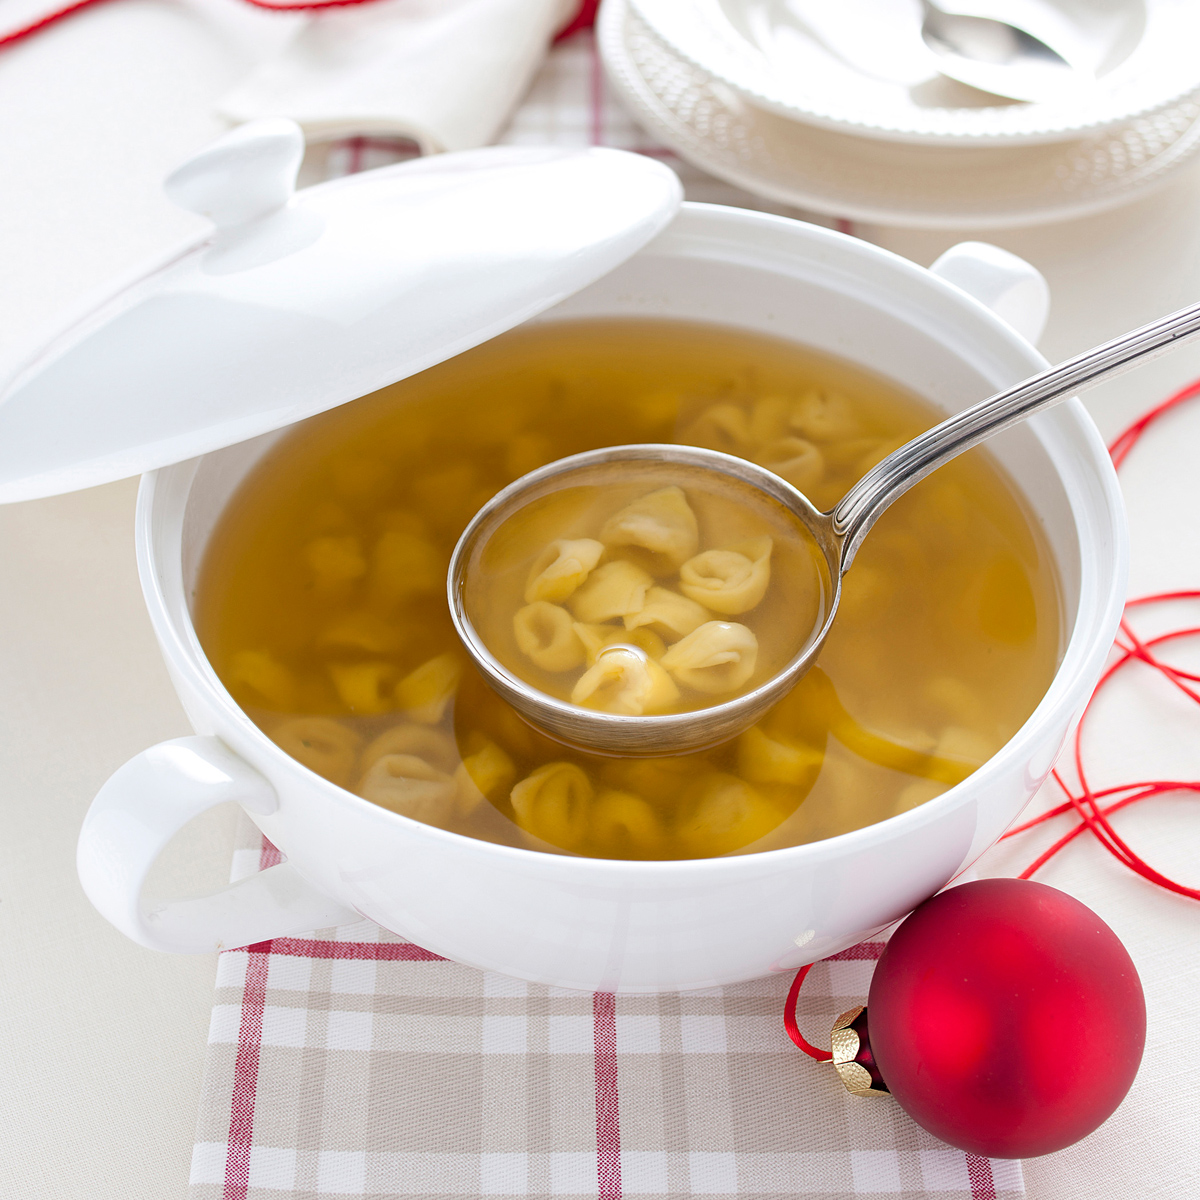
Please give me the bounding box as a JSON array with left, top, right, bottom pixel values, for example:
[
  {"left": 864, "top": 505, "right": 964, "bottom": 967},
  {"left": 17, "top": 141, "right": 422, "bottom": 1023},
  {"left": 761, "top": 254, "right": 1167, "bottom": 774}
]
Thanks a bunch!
[
  {"left": 189, "top": 30, "right": 1021, "bottom": 1200},
  {"left": 190, "top": 818, "right": 1023, "bottom": 1200}
]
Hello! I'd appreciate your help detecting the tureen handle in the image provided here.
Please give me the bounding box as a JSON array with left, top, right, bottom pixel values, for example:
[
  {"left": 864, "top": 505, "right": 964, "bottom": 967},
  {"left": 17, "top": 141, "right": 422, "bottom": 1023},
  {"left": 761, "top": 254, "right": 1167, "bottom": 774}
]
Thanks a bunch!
[
  {"left": 77, "top": 736, "right": 357, "bottom": 954},
  {"left": 930, "top": 242, "right": 1050, "bottom": 345},
  {"left": 164, "top": 117, "right": 304, "bottom": 230}
]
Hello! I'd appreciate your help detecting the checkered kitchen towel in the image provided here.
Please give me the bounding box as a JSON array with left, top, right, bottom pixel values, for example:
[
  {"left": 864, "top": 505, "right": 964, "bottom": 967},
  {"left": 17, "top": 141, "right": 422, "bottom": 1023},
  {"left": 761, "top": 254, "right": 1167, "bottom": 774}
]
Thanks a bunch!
[
  {"left": 190, "top": 26, "right": 1020, "bottom": 1200},
  {"left": 190, "top": 823, "right": 1022, "bottom": 1200}
]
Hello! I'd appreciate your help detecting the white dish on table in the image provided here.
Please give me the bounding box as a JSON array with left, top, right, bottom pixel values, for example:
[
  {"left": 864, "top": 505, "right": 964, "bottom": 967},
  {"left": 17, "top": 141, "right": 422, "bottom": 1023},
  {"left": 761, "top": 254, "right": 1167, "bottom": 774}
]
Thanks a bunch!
[
  {"left": 600, "top": 0, "right": 1200, "bottom": 230},
  {"left": 630, "top": 0, "right": 1200, "bottom": 147},
  {"left": 0, "top": 121, "right": 1124, "bottom": 992}
]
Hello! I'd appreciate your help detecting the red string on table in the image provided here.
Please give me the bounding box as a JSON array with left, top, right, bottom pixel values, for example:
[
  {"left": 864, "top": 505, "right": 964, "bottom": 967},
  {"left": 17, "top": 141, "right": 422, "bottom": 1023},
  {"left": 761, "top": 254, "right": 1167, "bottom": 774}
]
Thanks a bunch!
[
  {"left": 999, "top": 376, "right": 1200, "bottom": 900},
  {"left": 0, "top": 0, "right": 596, "bottom": 50}
]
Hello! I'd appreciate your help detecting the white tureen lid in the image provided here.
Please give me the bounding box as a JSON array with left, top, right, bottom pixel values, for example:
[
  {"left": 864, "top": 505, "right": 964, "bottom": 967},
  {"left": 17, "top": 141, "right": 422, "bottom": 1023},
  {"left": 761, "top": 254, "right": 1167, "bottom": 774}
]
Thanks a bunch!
[{"left": 0, "top": 120, "right": 683, "bottom": 503}]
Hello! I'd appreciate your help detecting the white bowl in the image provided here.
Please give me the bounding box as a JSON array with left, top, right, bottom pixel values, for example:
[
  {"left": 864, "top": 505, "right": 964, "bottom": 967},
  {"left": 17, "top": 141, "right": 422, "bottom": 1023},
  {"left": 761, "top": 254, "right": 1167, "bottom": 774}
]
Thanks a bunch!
[{"left": 77, "top": 205, "right": 1126, "bottom": 992}]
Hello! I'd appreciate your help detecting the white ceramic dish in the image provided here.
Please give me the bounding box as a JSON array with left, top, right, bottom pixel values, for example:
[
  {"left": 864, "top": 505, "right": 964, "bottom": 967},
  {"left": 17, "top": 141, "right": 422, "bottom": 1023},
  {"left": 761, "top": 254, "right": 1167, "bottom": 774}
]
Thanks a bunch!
[
  {"left": 74, "top": 191, "right": 1126, "bottom": 990},
  {"left": 601, "top": 0, "right": 1200, "bottom": 230},
  {"left": 630, "top": 0, "right": 1200, "bottom": 147}
]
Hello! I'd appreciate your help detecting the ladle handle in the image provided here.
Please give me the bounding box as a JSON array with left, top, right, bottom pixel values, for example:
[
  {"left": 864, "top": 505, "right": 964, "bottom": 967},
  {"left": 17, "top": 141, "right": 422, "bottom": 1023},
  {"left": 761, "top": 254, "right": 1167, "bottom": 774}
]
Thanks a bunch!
[{"left": 832, "top": 298, "right": 1200, "bottom": 568}]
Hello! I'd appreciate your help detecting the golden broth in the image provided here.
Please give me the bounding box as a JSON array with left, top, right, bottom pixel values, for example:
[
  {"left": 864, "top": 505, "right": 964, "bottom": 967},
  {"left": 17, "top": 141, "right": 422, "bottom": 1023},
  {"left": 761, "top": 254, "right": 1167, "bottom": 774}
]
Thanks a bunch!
[{"left": 195, "top": 319, "right": 1061, "bottom": 860}]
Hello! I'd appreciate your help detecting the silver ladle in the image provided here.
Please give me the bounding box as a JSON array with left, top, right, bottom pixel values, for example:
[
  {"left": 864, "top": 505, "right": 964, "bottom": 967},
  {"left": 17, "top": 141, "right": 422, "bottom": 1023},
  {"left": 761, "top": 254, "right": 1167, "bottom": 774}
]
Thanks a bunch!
[
  {"left": 449, "top": 299, "right": 1200, "bottom": 756},
  {"left": 918, "top": 0, "right": 1094, "bottom": 104}
]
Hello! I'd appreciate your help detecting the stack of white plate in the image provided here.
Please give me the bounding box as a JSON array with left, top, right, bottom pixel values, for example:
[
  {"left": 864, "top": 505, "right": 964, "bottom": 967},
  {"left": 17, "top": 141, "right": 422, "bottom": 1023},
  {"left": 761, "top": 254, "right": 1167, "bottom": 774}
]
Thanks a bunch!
[{"left": 598, "top": 0, "right": 1200, "bottom": 228}]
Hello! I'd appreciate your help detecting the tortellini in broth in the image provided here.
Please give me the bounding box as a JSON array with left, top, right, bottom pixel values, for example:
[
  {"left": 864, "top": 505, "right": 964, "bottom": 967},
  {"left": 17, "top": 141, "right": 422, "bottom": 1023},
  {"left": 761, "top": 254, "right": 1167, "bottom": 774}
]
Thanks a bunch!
[
  {"left": 196, "top": 318, "right": 1060, "bottom": 862},
  {"left": 678, "top": 537, "right": 773, "bottom": 615},
  {"left": 598, "top": 485, "right": 699, "bottom": 571},
  {"left": 468, "top": 468, "right": 826, "bottom": 717}
]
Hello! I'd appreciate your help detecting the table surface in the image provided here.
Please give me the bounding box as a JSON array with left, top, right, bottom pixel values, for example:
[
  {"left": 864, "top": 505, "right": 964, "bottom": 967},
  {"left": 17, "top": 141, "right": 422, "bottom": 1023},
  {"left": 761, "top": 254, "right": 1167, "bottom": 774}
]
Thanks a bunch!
[{"left": 1, "top": 4, "right": 1199, "bottom": 1198}]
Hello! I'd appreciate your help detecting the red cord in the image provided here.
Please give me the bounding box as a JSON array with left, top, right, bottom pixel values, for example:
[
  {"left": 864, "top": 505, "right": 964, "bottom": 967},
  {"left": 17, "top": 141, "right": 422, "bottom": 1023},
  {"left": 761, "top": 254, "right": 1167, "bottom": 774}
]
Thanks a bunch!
[
  {"left": 1, "top": 0, "right": 597, "bottom": 49},
  {"left": 1000, "top": 378, "right": 1200, "bottom": 899},
  {"left": 552, "top": 0, "right": 599, "bottom": 42},
  {"left": 783, "top": 963, "right": 833, "bottom": 1062},
  {"left": 1108, "top": 377, "right": 1200, "bottom": 470},
  {"left": 0, "top": 0, "right": 109, "bottom": 48},
  {"left": 786, "top": 383, "right": 1200, "bottom": 1050},
  {"left": 0, "top": 0, "right": 377, "bottom": 46}
]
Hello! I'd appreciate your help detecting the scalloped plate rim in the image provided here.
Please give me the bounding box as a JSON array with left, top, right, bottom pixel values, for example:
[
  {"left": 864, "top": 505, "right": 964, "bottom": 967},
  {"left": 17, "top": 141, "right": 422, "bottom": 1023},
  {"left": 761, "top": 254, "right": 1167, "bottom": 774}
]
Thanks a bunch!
[
  {"left": 600, "top": 0, "right": 1200, "bottom": 230},
  {"left": 628, "top": 0, "right": 1200, "bottom": 147}
]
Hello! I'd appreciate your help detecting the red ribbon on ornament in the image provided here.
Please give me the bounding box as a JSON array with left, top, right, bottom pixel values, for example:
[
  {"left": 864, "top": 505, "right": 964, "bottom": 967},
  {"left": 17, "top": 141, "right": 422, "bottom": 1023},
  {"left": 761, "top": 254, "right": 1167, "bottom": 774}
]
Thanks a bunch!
[
  {"left": 783, "top": 963, "right": 833, "bottom": 1062},
  {"left": 0, "top": 0, "right": 597, "bottom": 49}
]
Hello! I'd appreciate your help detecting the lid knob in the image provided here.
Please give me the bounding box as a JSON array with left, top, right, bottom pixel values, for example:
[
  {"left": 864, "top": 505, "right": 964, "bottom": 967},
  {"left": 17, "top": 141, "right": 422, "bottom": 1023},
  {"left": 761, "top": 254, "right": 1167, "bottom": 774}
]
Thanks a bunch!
[{"left": 164, "top": 118, "right": 304, "bottom": 230}]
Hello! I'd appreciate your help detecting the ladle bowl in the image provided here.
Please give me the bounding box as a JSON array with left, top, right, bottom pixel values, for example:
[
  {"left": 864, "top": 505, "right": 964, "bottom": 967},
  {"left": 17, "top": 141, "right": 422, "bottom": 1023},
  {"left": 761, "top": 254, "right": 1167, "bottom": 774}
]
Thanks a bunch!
[
  {"left": 448, "top": 444, "right": 836, "bottom": 756},
  {"left": 451, "top": 296, "right": 1200, "bottom": 756}
]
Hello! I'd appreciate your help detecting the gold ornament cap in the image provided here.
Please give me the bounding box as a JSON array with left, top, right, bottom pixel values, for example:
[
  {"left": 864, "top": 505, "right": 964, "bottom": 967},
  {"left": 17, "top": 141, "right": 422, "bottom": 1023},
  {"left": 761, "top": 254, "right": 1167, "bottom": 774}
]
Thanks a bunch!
[{"left": 830, "top": 1006, "right": 890, "bottom": 1098}]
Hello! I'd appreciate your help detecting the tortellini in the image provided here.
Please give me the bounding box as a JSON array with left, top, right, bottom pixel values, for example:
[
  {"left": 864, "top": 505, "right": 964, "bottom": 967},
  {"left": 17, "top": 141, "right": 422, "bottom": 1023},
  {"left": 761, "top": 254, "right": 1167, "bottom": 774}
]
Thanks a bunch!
[
  {"left": 329, "top": 662, "right": 396, "bottom": 715},
  {"left": 394, "top": 653, "right": 462, "bottom": 724},
  {"left": 893, "top": 779, "right": 945, "bottom": 817},
  {"left": 513, "top": 602, "right": 585, "bottom": 672},
  {"left": 934, "top": 725, "right": 997, "bottom": 770},
  {"left": 304, "top": 534, "right": 367, "bottom": 590},
  {"left": 680, "top": 396, "right": 832, "bottom": 497},
  {"left": 678, "top": 537, "right": 772, "bottom": 615},
  {"left": 660, "top": 622, "right": 758, "bottom": 694},
  {"left": 789, "top": 389, "right": 861, "bottom": 442},
  {"left": 499, "top": 484, "right": 787, "bottom": 714},
  {"left": 676, "top": 773, "right": 785, "bottom": 856},
  {"left": 599, "top": 486, "right": 699, "bottom": 572},
  {"left": 747, "top": 395, "right": 792, "bottom": 445},
  {"left": 508, "top": 765, "right": 664, "bottom": 858},
  {"left": 623, "top": 587, "right": 709, "bottom": 641},
  {"left": 590, "top": 789, "right": 664, "bottom": 858},
  {"left": 361, "top": 724, "right": 458, "bottom": 775},
  {"left": 736, "top": 725, "right": 824, "bottom": 786},
  {"left": 599, "top": 755, "right": 702, "bottom": 804},
  {"left": 572, "top": 622, "right": 666, "bottom": 666},
  {"left": 357, "top": 753, "right": 457, "bottom": 821},
  {"left": 229, "top": 649, "right": 298, "bottom": 710},
  {"left": 524, "top": 538, "right": 604, "bottom": 604},
  {"left": 270, "top": 717, "right": 363, "bottom": 789},
  {"left": 316, "top": 610, "right": 404, "bottom": 656},
  {"left": 271, "top": 715, "right": 360, "bottom": 792},
  {"left": 454, "top": 733, "right": 516, "bottom": 815},
  {"left": 569, "top": 560, "right": 653, "bottom": 624},
  {"left": 755, "top": 437, "right": 824, "bottom": 496},
  {"left": 510, "top": 761, "right": 594, "bottom": 847},
  {"left": 681, "top": 403, "right": 752, "bottom": 455},
  {"left": 571, "top": 647, "right": 680, "bottom": 715},
  {"left": 370, "top": 526, "right": 444, "bottom": 603}
]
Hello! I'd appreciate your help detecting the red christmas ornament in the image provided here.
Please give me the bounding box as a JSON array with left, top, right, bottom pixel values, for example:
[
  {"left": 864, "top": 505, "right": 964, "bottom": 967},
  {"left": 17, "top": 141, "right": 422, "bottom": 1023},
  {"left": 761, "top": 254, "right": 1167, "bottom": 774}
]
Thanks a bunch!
[{"left": 788, "top": 879, "right": 1146, "bottom": 1158}]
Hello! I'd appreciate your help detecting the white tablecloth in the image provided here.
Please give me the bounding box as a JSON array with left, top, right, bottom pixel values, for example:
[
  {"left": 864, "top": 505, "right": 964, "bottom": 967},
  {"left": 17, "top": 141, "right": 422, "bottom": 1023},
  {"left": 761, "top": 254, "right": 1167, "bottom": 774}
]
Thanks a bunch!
[{"left": 0, "top": 2, "right": 1198, "bottom": 1197}]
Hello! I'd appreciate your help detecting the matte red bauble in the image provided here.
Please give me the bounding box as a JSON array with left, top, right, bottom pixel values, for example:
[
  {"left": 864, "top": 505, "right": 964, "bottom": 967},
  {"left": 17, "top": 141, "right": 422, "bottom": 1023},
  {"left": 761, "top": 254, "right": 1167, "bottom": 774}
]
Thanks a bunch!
[{"left": 865, "top": 879, "right": 1146, "bottom": 1158}]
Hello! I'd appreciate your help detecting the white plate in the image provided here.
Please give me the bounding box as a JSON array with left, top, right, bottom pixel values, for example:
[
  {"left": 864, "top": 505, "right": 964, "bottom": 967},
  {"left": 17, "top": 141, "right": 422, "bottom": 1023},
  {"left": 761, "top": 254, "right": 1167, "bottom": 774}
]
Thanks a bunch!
[
  {"left": 629, "top": 0, "right": 1200, "bottom": 146},
  {"left": 599, "top": 0, "right": 1200, "bottom": 230}
]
